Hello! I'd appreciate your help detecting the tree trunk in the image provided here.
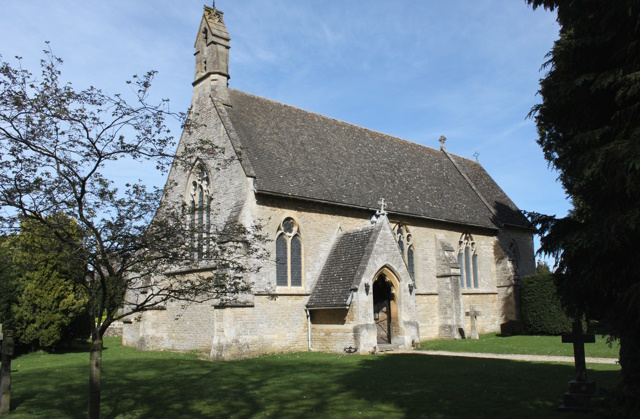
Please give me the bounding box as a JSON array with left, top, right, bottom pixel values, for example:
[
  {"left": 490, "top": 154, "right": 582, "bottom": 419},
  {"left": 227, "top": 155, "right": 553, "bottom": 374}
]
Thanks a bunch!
[
  {"left": 619, "top": 330, "right": 640, "bottom": 410},
  {"left": 88, "top": 338, "right": 102, "bottom": 419}
]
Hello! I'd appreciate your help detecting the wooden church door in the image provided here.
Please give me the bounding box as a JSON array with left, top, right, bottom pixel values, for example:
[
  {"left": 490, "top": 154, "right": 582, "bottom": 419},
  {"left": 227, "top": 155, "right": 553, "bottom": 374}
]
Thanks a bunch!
[{"left": 373, "top": 276, "right": 392, "bottom": 344}]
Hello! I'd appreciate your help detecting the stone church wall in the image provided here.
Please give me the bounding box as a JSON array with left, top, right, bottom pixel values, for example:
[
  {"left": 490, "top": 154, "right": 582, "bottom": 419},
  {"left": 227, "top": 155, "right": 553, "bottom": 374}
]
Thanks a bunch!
[
  {"left": 210, "top": 295, "right": 308, "bottom": 360},
  {"left": 123, "top": 298, "right": 217, "bottom": 353},
  {"left": 242, "top": 196, "right": 525, "bottom": 346},
  {"left": 415, "top": 294, "right": 439, "bottom": 340},
  {"left": 244, "top": 195, "right": 375, "bottom": 294},
  {"left": 460, "top": 293, "right": 499, "bottom": 335}
]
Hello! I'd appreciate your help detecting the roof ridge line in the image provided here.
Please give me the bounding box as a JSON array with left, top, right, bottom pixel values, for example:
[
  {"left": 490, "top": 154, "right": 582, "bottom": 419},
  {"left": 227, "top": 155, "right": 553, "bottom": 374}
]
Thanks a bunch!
[{"left": 442, "top": 148, "right": 500, "bottom": 224}]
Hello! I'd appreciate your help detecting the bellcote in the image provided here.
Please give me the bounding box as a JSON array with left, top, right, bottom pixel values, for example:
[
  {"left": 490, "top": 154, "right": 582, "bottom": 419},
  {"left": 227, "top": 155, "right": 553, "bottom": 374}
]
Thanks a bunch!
[{"left": 193, "top": 5, "right": 231, "bottom": 102}]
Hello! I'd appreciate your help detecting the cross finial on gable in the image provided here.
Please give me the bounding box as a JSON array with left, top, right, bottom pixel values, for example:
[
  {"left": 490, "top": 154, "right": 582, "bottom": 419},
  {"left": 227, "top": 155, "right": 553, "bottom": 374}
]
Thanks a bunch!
[
  {"left": 378, "top": 198, "right": 387, "bottom": 214},
  {"left": 473, "top": 151, "right": 479, "bottom": 162},
  {"left": 439, "top": 135, "right": 447, "bottom": 150}
]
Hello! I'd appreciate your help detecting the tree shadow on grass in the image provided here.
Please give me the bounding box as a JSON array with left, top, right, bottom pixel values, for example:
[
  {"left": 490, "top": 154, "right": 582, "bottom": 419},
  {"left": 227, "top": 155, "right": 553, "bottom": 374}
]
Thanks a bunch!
[
  {"left": 9, "top": 351, "right": 620, "bottom": 418},
  {"left": 340, "top": 354, "right": 618, "bottom": 418}
]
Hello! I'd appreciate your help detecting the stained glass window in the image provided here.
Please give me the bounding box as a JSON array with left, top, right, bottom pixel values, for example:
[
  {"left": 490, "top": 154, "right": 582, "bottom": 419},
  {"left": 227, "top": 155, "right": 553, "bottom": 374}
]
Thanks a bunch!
[
  {"left": 276, "top": 217, "right": 303, "bottom": 287},
  {"left": 186, "top": 161, "right": 211, "bottom": 261},
  {"left": 408, "top": 246, "right": 415, "bottom": 280},
  {"left": 290, "top": 235, "right": 302, "bottom": 286},
  {"left": 458, "top": 233, "right": 479, "bottom": 289},
  {"left": 282, "top": 218, "right": 294, "bottom": 234},
  {"left": 197, "top": 185, "right": 204, "bottom": 259},
  {"left": 276, "top": 235, "right": 288, "bottom": 286},
  {"left": 394, "top": 224, "right": 417, "bottom": 282},
  {"left": 458, "top": 252, "right": 465, "bottom": 287}
]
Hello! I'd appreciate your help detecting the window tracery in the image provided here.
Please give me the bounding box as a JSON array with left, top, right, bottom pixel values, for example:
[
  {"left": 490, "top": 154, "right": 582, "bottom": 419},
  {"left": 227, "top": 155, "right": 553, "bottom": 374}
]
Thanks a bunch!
[
  {"left": 187, "top": 161, "right": 212, "bottom": 260},
  {"left": 276, "top": 217, "right": 303, "bottom": 287},
  {"left": 458, "top": 233, "right": 479, "bottom": 289},
  {"left": 394, "top": 224, "right": 416, "bottom": 281}
]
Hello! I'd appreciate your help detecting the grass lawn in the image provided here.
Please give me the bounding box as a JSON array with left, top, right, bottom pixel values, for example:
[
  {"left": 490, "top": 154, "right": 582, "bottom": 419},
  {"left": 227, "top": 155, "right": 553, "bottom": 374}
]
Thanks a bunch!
[
  {"left": 4, "top": 337, "right": 620, "bottom": 418},
  {"left": 418, "top": 333, "right": 619, "bottom": 359}
]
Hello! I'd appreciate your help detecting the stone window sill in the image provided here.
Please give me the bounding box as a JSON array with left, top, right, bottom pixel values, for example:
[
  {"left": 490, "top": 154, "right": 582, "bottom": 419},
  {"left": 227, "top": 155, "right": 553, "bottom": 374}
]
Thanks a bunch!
[{"left": 461, "top": 290, "right": 498, "bottom": 295}]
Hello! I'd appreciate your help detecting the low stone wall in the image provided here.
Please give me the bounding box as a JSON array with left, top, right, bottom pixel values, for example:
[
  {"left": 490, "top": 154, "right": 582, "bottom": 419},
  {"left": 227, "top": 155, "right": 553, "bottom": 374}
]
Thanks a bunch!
[
  {"left": 310, "top": 325, "right": 355, "bottom": 353},
  {"left": 104, "top": 321, "right": 123, "bottom": 337}
]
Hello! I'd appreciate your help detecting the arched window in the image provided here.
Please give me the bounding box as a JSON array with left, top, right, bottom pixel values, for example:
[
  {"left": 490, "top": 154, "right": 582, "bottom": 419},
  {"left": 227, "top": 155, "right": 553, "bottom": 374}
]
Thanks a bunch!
[
  {"left": 458, "top": 233, "right": 479, "bottom": 289},
  {"left": 394, "top": 224, "right": 416, "bottom": 281},
  {"left": 276, "top": 217, "right": 303, "bottom": 287},
  {"left": 187, "top": 161, "right": 211, "bottom": 260}
]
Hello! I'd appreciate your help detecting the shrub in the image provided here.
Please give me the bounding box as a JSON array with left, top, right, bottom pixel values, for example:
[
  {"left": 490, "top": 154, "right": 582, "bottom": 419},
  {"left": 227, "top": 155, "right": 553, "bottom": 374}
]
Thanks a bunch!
[
  {"left": 11, "top": 215, "right": 90, "bottom": 350},
  {"left": 520, "top": 272, "right": 573, "bottom": 335}
]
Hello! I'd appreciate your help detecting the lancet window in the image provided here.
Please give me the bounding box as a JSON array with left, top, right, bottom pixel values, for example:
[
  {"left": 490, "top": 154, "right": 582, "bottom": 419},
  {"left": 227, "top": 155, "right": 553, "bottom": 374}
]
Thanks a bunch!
[
  {"left": 187, "top": 161, "right": 212, "bottom": 260},
  {"left": 458, "top": 233, "right": 479, "bottom": 289},
  {"left": 394, "top": 224, "right": 416, "bottom": 281},
  {"left": 276, "top": 217, "right": 303, "bottom": 287}
]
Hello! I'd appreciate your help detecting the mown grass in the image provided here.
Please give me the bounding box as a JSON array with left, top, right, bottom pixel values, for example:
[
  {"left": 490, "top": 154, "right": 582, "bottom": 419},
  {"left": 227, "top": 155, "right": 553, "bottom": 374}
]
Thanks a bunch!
[
  {"left": 418, "top": 333, "right": 619, "bottom": 359},
  {"left": 4, "top": 337, "right": 620, "bottom": 418}
]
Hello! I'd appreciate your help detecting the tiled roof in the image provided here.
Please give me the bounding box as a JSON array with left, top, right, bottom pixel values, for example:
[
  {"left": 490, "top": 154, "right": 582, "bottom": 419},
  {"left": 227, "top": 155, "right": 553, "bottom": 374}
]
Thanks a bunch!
[
  {"left": 223, "top": 89, "right": 529, "bottom": 230},
  {"left": 451, "top": 155, "right": 530, "bottom": 227},
  {"left": 306, "top": 225, "right": 380, "bottom": 309}
]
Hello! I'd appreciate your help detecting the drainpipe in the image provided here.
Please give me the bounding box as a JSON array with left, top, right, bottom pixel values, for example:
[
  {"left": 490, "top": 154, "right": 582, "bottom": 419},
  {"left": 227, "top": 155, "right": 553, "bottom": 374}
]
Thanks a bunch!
[{"left": 305, "top": 308, "right": 312, "bottom": 351}]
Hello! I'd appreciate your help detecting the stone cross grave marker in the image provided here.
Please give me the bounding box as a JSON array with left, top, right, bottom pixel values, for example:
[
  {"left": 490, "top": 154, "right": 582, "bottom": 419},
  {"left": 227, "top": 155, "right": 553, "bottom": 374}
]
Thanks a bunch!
[
  {"left": 562, "top": 320, "right": 595, "bottom": 382},
  {"left": 559, "top": 320, "right": 597, "bottom": 412},
  {"left": 0, "top": 328, "right": 14, "bottom": 416},
  {"left": 465, "top": 306, "right": 481, "bottom": 339}
]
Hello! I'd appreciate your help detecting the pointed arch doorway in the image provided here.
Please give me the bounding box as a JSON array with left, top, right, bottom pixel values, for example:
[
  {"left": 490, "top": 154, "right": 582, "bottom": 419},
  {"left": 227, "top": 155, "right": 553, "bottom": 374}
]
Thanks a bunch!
[{"left": 373, "top": 272, "right": 395, "bottom": 344}]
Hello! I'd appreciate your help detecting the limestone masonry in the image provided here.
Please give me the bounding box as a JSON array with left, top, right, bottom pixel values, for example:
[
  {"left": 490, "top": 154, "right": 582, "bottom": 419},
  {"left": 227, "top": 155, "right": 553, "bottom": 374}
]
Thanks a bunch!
[{"left": 123, "top": 5, "right": 535, "bottom": 359}]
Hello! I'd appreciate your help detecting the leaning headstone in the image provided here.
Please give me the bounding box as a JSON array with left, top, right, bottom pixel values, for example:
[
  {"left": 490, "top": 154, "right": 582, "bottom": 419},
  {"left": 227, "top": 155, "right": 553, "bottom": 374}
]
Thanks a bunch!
[
  {"left": 465, "top": 306, "right": 481, "bottom": 339},
  {"left": 0, "top": 329, "right": 14, "bottom": 416},
  {"left": 559, "top": 321, "right": 597, "bottom": 412}
]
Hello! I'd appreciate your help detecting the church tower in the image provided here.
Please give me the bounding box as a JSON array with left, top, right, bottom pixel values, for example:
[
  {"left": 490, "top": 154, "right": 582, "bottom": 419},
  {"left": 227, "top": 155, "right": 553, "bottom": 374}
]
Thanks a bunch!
[{"left": 193, "top": 4, "right": 231, "bottom": 103}]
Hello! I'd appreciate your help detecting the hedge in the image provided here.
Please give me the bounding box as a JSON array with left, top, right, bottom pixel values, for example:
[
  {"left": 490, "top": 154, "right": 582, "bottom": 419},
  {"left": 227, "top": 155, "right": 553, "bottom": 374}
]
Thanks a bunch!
[{"left": 520, "top": 272, "right": 573, "bottom": 335}]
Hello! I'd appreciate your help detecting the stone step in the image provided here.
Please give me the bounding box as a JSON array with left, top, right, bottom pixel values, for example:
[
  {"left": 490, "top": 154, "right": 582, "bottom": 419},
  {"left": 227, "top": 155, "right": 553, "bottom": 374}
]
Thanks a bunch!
[{"left": 377, "top": 343, "right": 402, "bottom": 353}]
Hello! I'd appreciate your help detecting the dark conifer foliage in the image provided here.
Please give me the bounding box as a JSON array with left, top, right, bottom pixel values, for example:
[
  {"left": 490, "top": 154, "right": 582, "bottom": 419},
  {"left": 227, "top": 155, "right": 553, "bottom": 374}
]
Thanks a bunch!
[{"left": 526, "top": 0, "right": 640, "bottom": 410}]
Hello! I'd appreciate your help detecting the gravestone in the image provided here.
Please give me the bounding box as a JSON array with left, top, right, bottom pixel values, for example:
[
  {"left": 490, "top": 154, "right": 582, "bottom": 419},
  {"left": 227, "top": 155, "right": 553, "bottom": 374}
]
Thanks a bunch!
[
  {"left": 465, "top": 306, "right": 481, "bottom": 339},
  {"left": 559, "top": 320, "right": 597, "bottom": 412},
  {"left": 0, "top": 327, "right": 14, "bottom": 416}
]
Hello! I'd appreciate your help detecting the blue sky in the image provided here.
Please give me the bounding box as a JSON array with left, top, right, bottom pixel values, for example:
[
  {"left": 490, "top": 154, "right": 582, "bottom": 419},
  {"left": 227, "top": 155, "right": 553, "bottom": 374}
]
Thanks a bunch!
[{"left": 1, "top": 1, "right": 565, "bottom": 263}]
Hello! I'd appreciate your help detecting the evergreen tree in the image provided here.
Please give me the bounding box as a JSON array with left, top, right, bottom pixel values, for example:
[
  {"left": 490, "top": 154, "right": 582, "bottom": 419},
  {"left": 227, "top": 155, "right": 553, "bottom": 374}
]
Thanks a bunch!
[
  {"left": 12, "top": 215, "right": 90, "bottom": 350},
  {"left": 527, "top": 0, "right": 640, "bottom": 409},
  {"left": 0, "top": 235, "right": 18, "bottom": 333}
]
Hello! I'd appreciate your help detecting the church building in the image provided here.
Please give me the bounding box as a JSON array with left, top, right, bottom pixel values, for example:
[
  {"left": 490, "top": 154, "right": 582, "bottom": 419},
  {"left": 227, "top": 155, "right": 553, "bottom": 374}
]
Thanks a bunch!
[{"left": 123, "top": 5, "right": 535, "bottom": 359}]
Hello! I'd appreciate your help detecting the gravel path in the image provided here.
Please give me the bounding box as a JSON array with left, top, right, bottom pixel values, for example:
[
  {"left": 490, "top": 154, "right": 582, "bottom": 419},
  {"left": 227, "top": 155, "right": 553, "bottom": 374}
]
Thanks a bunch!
[{"left": 395, "top": 350, "right": 619, "bottom": 365}]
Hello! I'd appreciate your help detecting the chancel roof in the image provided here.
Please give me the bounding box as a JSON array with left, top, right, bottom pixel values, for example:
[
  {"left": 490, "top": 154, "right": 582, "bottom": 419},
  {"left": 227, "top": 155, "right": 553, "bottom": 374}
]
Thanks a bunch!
[{"left": 223, "top": 89, "right": 530, "bottom": 230}]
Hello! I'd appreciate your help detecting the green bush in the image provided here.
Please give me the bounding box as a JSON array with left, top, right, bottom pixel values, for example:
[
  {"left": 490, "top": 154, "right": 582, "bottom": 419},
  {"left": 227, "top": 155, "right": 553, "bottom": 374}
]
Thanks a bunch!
[
  {"left": 520, "top": 272, "right": 573, "bottom": 335},
  {"left": 0, "top": 235, "right": 19, "bottom": 333},
  {"left": 11, "top": 215, "right": 90, "bottom": 350}
]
